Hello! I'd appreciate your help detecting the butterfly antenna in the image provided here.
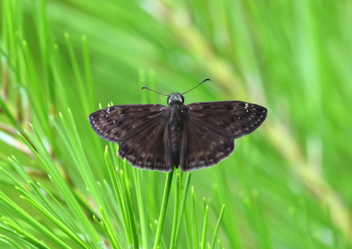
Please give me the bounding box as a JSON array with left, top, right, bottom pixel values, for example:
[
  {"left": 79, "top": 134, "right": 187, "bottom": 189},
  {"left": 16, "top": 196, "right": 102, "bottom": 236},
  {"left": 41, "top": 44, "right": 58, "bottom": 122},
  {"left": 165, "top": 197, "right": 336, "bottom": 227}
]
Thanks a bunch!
[
  {"left": 181, "top": 79, "right": 211, "bottom": 95},
  {"left": 141, "top": 87, "right": 169, "bottom": 96}
]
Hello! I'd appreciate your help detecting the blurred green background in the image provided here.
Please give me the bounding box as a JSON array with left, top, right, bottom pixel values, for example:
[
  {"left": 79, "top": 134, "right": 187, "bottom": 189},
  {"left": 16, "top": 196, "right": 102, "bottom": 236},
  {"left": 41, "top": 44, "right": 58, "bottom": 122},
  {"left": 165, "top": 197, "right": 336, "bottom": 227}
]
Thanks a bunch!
[{"left": 1, "top": 0, "right": 352, "bottom": 248}]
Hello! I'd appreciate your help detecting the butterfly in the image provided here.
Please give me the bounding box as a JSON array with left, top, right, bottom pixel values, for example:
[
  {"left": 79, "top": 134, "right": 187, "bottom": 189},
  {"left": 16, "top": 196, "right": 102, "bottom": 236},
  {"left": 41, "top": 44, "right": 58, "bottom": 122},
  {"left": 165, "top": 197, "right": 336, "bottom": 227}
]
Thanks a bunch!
[{"left": 89, "top": 79, "right": 267, "bottom": 172}]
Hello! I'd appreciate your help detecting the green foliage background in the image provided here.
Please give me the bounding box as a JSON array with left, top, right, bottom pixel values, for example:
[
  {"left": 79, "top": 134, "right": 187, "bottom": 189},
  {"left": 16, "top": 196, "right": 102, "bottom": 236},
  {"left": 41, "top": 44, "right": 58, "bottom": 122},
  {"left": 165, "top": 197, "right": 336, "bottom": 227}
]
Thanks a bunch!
[{"left": 1, "top": 0, "right": 352, "bottom": 248}]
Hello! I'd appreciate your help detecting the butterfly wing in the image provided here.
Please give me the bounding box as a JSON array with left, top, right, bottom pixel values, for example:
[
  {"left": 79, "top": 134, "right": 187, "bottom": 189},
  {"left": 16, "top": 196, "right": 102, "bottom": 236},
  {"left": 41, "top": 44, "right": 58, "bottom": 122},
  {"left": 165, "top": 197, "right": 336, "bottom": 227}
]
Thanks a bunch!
[
  {"left": 117, "top": 120, "right": 173, "bottom": 172},
  {"left": 180, "top": 116, "right": 235, "bottom": 171},
  {"left": 89, "top": 104, "right": 173, "bottom": 172},
  {"left": 180, "top": 101, "right": 267, "bottom": 171},
  {"left": 186, "top": 101, "right": 267, "bottom": 138}
]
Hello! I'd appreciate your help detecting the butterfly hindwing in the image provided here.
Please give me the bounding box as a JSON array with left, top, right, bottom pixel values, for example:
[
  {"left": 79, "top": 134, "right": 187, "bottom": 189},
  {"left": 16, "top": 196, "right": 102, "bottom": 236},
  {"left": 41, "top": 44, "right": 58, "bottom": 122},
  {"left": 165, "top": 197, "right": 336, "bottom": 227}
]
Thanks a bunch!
[
  {"left": 118, "top": 120, "right": 173, "bottom": 172},
  {"left": 186, "top": 101, "right": 267, "bottom": 138},
  {"left": 180, "top": 116, "right": 235, "bottom": 171}
]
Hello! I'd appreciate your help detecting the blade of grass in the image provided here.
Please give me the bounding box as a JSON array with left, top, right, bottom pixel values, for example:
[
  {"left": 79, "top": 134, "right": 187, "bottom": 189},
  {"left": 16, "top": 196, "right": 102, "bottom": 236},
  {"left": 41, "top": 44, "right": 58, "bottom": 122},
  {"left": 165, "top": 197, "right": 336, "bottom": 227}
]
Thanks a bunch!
[
  {"left": 81, "top": 35, "right": 94, "bottom": 109},
  {"left": 133, "top": 168, "right": 149, "bottom": 249},
  {"left": 104, "top": 146, "right": 130, "bottom": 248},
  {"left": 0, "top": 194, "right": 69, "bottom": 249},
  {"left": 201, "top": 205, "right": 209, "bottom": 249},
  {"left": 64, "top": 33, "right": 90, "bottom": 116},
  {"left": 120, "top": 160, "right": 139, "bottom": 248},
  {"left": 183, "top": 207, "right": 193, "bottom": 249},
  {"left": 191, "top": 186, "right": 199, "bottom": 249},
  {"left": 0, "top": 235, "right": 23, "bottom": 249},
  {"left": 99, "top": 206, "right": 120, "bottom": 249},
  {"left": 20, "top": 121, "right": 101, "bottom": 244},
  {"left": 210, "top": 204, "right": 225, "bottom": 249}
]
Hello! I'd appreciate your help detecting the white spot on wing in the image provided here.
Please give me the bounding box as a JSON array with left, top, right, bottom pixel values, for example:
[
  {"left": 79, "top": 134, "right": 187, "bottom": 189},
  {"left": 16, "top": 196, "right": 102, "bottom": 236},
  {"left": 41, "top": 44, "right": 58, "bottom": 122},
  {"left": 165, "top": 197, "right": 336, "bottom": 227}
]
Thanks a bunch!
[{"left": 216, "top": 152, "right": 224, "bottom": 157}]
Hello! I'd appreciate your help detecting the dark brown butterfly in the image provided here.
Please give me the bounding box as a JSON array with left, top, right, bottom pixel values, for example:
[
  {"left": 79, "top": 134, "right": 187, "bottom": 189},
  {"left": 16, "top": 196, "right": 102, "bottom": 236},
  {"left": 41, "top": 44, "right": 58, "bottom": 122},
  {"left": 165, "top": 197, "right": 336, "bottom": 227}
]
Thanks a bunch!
[{"left": 89, "top": 79, "right": 267, "bottom": 172}]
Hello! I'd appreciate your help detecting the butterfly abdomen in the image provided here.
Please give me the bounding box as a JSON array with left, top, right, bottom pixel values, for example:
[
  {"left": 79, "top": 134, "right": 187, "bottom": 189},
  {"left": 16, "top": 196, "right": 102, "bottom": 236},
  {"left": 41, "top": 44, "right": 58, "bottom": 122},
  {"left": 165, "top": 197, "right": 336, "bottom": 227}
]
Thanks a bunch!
[{"left": 168, "top": 103, "right": 187, "bottom": 168}]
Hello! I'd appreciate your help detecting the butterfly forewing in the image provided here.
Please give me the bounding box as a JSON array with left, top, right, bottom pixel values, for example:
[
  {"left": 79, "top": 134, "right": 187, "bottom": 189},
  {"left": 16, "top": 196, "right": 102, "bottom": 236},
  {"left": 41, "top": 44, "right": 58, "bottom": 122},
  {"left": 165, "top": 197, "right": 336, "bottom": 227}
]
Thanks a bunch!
[
  {"left": 186, "top": 101, "right": 267, "bottom": 138},
  {"left": 89, "top": 104, "right": 165, "bottom": 142}
]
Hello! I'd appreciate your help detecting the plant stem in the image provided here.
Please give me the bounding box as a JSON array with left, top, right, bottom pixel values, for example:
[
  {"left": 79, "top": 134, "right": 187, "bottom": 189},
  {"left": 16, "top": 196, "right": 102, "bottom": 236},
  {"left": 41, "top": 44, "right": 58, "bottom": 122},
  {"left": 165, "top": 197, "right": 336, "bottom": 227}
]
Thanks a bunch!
[
  {"left": 169, "top": 173, "right": 180, "bottom": 249},
  {"left": 174, "top": 173, "right": 192, "bottom": 248},
  {"left": 153, "top": 170, "right": 174, "bottom": 249}
]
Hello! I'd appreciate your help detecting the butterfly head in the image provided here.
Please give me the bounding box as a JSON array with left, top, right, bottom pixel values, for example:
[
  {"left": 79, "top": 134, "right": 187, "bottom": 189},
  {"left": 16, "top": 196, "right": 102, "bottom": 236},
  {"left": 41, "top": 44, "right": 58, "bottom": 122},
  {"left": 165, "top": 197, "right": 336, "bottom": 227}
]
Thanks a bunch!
[
  {"left": 167, "top": 93, "right": 184, "bottom": 105},
  {"left": 141, "top": 79, "right": 211, "bottom": 105}
]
